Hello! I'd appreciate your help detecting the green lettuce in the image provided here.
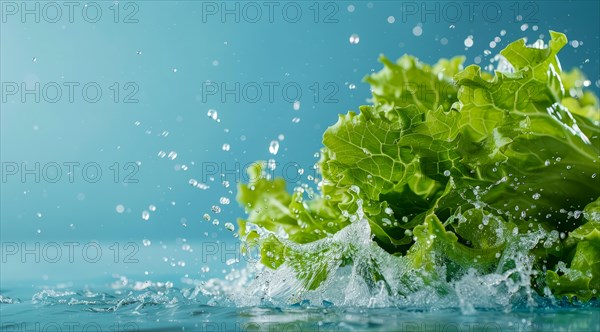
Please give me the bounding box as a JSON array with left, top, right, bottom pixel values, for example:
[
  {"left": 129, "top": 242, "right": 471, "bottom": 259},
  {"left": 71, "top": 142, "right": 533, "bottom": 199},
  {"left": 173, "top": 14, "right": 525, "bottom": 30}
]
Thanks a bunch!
[{"left": 237, "top": 31, "right": 600, "bottom": 301}]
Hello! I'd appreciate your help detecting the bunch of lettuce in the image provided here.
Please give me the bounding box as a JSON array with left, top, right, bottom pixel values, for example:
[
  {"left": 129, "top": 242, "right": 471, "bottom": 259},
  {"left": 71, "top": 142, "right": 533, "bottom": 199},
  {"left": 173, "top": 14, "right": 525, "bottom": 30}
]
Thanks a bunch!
[{"left": 237, "top": 32, "right": 600, "bottom": 301}]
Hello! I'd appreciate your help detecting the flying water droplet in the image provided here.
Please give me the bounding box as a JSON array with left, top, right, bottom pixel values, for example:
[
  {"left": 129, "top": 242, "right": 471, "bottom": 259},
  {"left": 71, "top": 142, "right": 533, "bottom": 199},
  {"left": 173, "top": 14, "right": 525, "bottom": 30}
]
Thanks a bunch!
[
  {"left": 269, "top": 140, "right": 280, "bottom": 155},
  {"left": 207, "top": 109, "right": 220, "bottom": 122},
  {"left": 349, "top": 34, "right": 360, "bottom": 44},
  {"left": 141, "top": 210, "right": 150, "bottom": 221}
]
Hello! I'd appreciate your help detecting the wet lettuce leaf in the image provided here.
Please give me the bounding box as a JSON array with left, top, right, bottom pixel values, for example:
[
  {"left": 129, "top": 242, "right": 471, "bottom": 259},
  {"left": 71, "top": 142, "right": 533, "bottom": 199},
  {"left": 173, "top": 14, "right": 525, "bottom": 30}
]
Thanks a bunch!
[{"left": 237, "top": 31, "right": 600, "bottom": 299}]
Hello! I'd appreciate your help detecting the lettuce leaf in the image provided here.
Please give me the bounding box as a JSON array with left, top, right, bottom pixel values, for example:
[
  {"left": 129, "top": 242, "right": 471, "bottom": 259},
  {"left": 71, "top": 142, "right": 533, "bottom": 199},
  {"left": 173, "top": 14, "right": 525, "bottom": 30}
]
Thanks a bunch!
[{"left": 237, "top": 31, "right": 600, "bottom": 300}]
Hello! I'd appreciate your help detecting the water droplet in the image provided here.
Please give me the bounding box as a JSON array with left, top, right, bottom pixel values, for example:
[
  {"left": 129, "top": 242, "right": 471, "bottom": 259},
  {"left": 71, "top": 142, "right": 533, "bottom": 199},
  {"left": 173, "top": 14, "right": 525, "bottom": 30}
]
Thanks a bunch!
[
  {"left": 349, "top": 83, "right": 356, "bottom": 90},
  {"left": 116, "top": 204, "right": 125, "bottom": 213},
  {"left": 349, "top": 34, "right": 360, "bottom": 44},
  {"left": 142, "top": 239, "right": 151, "bottom": 247},
  {"left": 36, "top": 212, "right": 42, "bottom": 218},
  {"left": 278, "top": 134, "right": 285, "bottom": 141},
  {"left": 149, "top": 204, "right": 156, "bottom": 212},
  {"left": 226, "top": 258, "right": 237, "bottom": 266},
  {"left": 172, "top": 68, "right": 178, "bottom": 73},
  {"left": 207, "top": 109, "right": 219, "bottom": 122},
  {"left": 387, "top": 16, "right": 395, "bottom": 24},
  {"left": 222, "top": 180, "right": 230, "bottom": 188},
  {"left": 500, "top": 30, "right": 506, "bottom": 36},
  {"left": 520, "top": 23, "right": 529, "bottom": 31},
  {"left": 298, "top": 168, "right": 304, "bottom": 175},
  {"left": 443, "top": 170, "right": 451, "bottom": 177},
  {"left": 464, "top": 36, "right": 474, "bottom": 48},
  {"left": 292, "top": 117, "right": 301, "bottom": 123},
  {"left": 211, "top": 205, "right": 221, "bottom": 214},
  {"left": 269, "top": 140, "right": 280, "bottom": 155},
  {"left": 532, "top": 193, "right": 541, "bottom": 200},
  {"left": 412, "top": 25, "right": 423, "bottom": 37},
  {"left": 212, "top": 219, "right": 220, "bottom": 225},
  {"left": 219, "top": 197, "right": 230, "bottom": 205},
  {"left": 141, "top": 210, "right": 150, "bottom": 221},
  {"left": 32, "top": 57, "right": 37, "bottom": 62},
  {"left": 136, "top": 50, "right": 142, "bottom": 55},
  {"left": 222, "top": 143, "right": 230, "bottom": 151},
  {"left": 347, "top": 4, "right": 355, "bottom": 12},
  {"left": 293, "top": 100, "right": 301, "bottom": 110},
  {"left": 168, "top": 151, "right": 177, "bottom": 160},
  {"left": 224, "top": 222, "right": 235, "bottom": 232},
  {"left": 201, "top": 266, "right": 210, "bottom": 273},
  {"left": 158, "top": 150, "right": 167, "bottom": 158},
  {"left": 544, "top": 160, "right": 551, "bottom": 166},
  {"left": 267, "top": 159, "right": 277, "bottom": 170}
]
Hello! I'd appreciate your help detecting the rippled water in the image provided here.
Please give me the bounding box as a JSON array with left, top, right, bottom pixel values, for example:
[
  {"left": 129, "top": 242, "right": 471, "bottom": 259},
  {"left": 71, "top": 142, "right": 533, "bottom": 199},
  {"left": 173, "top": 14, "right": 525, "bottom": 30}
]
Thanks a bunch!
[{"left": 1, "top": 278, "right": 598, "bottom": 332}]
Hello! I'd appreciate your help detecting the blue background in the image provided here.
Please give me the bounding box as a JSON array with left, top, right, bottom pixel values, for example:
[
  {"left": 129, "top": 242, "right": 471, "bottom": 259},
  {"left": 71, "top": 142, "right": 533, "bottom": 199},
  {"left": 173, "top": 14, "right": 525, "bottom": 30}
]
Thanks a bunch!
[{"left": 1, "top": 0, "right": 599, "bottom": 283}]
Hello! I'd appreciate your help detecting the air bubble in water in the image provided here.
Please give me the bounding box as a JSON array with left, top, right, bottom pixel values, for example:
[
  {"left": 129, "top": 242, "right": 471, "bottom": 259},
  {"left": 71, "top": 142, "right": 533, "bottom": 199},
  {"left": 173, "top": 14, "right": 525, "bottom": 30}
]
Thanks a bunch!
[
  {"left": 141, "top": 210, "right": 150, "bottom": 221},
  {"left": 269, "top": 140, "right": 280, "bottom": 155},
  {"left": 349, "top": 34, "right": 360, "bottom": 44}
]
